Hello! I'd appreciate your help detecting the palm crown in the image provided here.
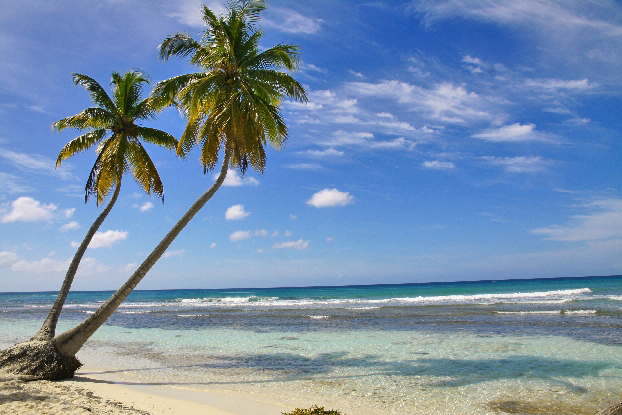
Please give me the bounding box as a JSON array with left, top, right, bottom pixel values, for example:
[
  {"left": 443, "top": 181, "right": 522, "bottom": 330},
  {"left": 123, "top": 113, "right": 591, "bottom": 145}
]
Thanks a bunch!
[
  {"left": 153, "top": 0, "right": 307, "bottom": 174},
  {"left": 54, "top": 70, "right": 177, "bottom": 204}
]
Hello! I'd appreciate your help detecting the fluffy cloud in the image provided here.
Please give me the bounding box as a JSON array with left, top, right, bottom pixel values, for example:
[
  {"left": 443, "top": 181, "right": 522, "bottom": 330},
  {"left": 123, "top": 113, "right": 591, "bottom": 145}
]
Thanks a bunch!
[
  {"left": 230, "top": 230, "right": 251, "bottom": 241},
  {"left": 218, "top": 170, "right": 260, "bottom": 187},
  {"left": 346, "top": 81, "right": 496, "bottom": 124},
  {"left": 272, "top": 239, "right": 310, "bottom": 250},
  {"left": 64, "top": 208, "right": 75, "bottom": 218},
  {"left": 71, "top": 230, "right": 128, "bottom": 249},
  {"left": 307, "top": 188, "right": 354, "bottom": 207},
  {"left": 225, "top": 204, "right": 250, "bottom": 220},
  {"left": 422, "top": 161, "right": 456, "bottom": 169},
  {"left": 255, "top": 229, "right": 269, "bottom": 237},
  {"left": 1, "top": 197, "right": 57, "bottom": 223},
  {"left": 263, "top": 8, "right": 323, "bottom": 34},
  {"left": 473, "top": 123, "right": 538, "bottom": 142},
  {"left": 531, "top": 199, "right": 622, "bottom": 242},
  {"left": 138, "top": 202, "right": 153, "bottom": 212},
  {"left": 60, "top": 221, "right": 80, "bottom": 232},
  {"left": 163, "top": 249, "right": 185, "bottom": 258},
  {"left": 0, "top": 251, "right": 19, "bottom": 268}
]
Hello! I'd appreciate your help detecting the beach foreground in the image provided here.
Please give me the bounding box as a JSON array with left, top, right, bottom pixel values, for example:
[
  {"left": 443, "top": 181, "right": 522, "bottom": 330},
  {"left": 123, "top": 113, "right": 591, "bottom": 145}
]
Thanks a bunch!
[{"left": 0, "top": 368, "right": 291, "bottom": 415}]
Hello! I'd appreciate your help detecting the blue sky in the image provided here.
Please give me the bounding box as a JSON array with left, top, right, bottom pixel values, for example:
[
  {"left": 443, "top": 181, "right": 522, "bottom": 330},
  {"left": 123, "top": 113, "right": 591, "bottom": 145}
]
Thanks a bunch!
[{"left": 0, "top": 0, "right": 621, "bottom": 292}]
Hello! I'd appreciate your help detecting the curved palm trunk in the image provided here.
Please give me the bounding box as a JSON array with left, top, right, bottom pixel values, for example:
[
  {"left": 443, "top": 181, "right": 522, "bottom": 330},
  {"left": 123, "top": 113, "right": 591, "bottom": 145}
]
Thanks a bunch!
[
  {"left": 32, "top": 182, "right": 122, "bottom": 341},
  {"left": 53, "top": 148, "right": 231, "bottom": 357}
]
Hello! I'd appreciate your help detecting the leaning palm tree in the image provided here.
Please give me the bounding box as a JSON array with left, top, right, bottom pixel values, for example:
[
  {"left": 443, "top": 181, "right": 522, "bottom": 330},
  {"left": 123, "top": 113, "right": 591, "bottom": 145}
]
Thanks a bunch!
[
  {"left": 30, "top": 71, "right": 177, "bottom": 342},
  {"left": 0, "top": 0, "right": 306, "bottom": 380}
]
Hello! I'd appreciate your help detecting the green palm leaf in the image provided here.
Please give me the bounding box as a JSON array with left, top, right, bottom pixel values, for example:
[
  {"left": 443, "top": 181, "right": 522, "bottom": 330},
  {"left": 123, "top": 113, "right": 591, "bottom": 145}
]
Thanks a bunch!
[
  {"left": 54, "top": 70, "right": 178, "bottom": 205},
  {"left": 154, "top": 0, "right": 307, "bottom": 174}
]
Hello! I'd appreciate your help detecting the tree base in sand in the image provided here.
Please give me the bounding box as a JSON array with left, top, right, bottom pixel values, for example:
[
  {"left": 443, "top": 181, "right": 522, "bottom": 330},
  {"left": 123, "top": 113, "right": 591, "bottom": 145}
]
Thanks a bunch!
[{"left": 0, "top": 341, "right": 81, "bottom": 381}]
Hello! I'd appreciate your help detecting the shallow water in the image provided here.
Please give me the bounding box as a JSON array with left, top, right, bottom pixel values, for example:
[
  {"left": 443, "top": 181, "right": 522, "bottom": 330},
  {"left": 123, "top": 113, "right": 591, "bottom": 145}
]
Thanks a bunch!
[{"left": 2, "top": 275, "right": 622, "bottom": 414}]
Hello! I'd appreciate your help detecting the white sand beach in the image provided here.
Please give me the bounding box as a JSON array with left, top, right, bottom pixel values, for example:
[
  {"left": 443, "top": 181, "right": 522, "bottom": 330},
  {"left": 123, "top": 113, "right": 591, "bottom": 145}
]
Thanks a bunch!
[{"left": 0, "top": 369, "right": 292, "bottom": 415}]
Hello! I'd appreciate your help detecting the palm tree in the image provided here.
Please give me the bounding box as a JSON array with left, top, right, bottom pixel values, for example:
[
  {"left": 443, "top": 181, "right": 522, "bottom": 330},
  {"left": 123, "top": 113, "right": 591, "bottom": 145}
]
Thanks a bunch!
[
  {"left": 0, "top": 0, "right": 305, "bottom": 380},
  {"left": 31, "top": 71, "right": 177, "bottom": 341},
  {"left": 49, "top": 0, "right": 307, "bottom": 364}
]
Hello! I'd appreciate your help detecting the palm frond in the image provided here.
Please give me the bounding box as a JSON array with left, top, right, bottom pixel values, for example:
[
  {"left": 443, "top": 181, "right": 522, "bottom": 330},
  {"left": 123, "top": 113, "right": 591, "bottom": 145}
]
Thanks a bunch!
[
  {"left": 159, "top": 33, "right": 201, "bottom": 61},
  {"left": 52, "top": 108, "right": 115, "bottom": 132},
  {"left": 57, "top": 129, "right": 108, "bottom": 167},
  {"left": 136, "top": 126, "right": 178, "bottom": 151},
  {"left": 72, "top": 74, "right": 117, "bottom": 114},
  {"left": 127, "top": 140, "right": 164, "bottom": 200}
]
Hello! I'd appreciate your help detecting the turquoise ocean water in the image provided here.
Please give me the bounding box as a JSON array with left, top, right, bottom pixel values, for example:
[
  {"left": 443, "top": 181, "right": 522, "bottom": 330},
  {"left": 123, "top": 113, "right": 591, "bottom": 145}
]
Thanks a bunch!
[{"left": 2, "top": 275, "right": 622, "bottom": 414}]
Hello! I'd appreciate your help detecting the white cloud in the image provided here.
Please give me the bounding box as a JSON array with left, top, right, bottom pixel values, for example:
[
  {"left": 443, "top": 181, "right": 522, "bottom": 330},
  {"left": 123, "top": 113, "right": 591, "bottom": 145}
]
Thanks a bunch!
[
  {"left": 349, "top": 70, "right": 365, "bottom": 79},
  {"left": 473, "top": 123, "right": 541, "bottom": 142},
  {"left": 225, "top": 204, "right": 250, "bottom": 220},
  {"left": 60, "top": 221, "right": 80, "bottom": 232},
  {"left": 10, "top": 256, "right": 108, "bottom": 275},
  {"left": 483, "top": 156, "right": 551, "bottom": 173},
  {"left": 323, "top": 131, "right": 416, "bottom": 150},
  {"left": 0, "top": 172, "right": 32, "bottom": 193},
  {"left": 290, "top": 214, "right": 297, "bottom": 220},
  {"left": 11, "top": 257, "right": 70, "bottom": 273},
  {"left": 263, "top": 8, "right": 323, "bottom": 34},
  {"left": 139, "top": 202, "right": 154, "bottom": 212},
  {"left": 326, "top": 237, "right": 334, "bottom": 242},
  {"left": 272, "top": 239, "right": 310, "bottom": 250},
  {"left": 422, "top": 161, "right": 456, "bottom": 169},
  {"left": 163, "top": 249, "right": 185, "bottom": 258},
  {"left": 0, "top": 251, "right": 18, "bottom": 268},
  {"left": 167, "top": 0, "right": 226, "bottom": 27},
  {"left": 301, "top": 63, "right": 328, "bottom": 74},
  {"left": 346, "top": 81, "right": 497, "bottom": 124},
  {"left": 230, "top": 230, "right": 251, "bottom": 241},
  {"left": 285, "top": 230, "right": 293, "bottom": 237},
  {"left": 531, "top": 199, "right": 622, "bottom": 242},
  {"left": 1, "top": 197, "right": 57, "bottom": 223},
  {"left": 210, "top": 242, "right": 217, "bottom": 248},
  {"left": 218, "top": 170, "right": 260, "bottom": 187},
  {"left": 525, "top": 78, "right": 596, "bottom": 90},
  {"left": 272, "top": 231, "right": 279, "bottom": 237},
  {"left": 255, "top": 229, "right": 269, "bottom": 237},
  {"left": 298, "top": 148, "right": 344, "bottom": 159},
  {"left": 0, "top": 148, "right": 73, "bottom": 180},
  {"left": 80, "top": 230, "right": 128, "bottom": 249},
  {"left": 64, "top": 208, "right": 75, "bottom": 218},
  {"left": 307, "top": 188, "right": 354, "bottom": 207},
  {"left": 284, "top": 163, "right": 322, "bottom": 170},
  {"left": 409, "top": 0, "right": 622, "bottom": 38}
]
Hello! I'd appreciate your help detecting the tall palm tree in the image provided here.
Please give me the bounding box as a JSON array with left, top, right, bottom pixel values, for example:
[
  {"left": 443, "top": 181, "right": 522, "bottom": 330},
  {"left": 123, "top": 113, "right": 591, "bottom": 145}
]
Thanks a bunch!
[
  {"left": 50, "top": 0, "right": 307, "bottom": 362},
  {"left": 32, "top": 71, "right": 177, "bottom": 341}
]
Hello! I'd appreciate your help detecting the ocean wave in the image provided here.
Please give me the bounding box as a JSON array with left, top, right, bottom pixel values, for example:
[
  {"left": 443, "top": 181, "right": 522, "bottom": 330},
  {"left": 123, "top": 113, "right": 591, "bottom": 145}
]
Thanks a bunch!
[
  {"left": 496, "top": 309, "right": 597, "bottom": 315},
  {"left": 36, "top": 288, "right": 594, "bottom": 311}
]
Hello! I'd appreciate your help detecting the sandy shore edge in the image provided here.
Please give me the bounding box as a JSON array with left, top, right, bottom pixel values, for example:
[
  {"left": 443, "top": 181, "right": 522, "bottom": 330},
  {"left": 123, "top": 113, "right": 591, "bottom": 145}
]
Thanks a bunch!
[{"left": 0, "top": 370, "right": 291, "bottom": 415}]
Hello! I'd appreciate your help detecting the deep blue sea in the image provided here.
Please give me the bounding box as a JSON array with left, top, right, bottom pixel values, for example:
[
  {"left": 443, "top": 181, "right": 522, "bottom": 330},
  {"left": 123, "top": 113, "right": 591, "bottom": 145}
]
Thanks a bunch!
[{"left": 2, "top": 275, "right": 622, "bottom": 414}]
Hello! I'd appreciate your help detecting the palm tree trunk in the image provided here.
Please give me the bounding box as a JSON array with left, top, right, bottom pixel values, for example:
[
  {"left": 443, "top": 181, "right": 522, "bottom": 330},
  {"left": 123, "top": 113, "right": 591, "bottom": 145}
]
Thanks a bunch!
[
  {"left": 32, "top": 182, "right": 122, "bottom": 341},
  {"left": 53, "top": 148, "right": 231, "bottom": 357}
]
